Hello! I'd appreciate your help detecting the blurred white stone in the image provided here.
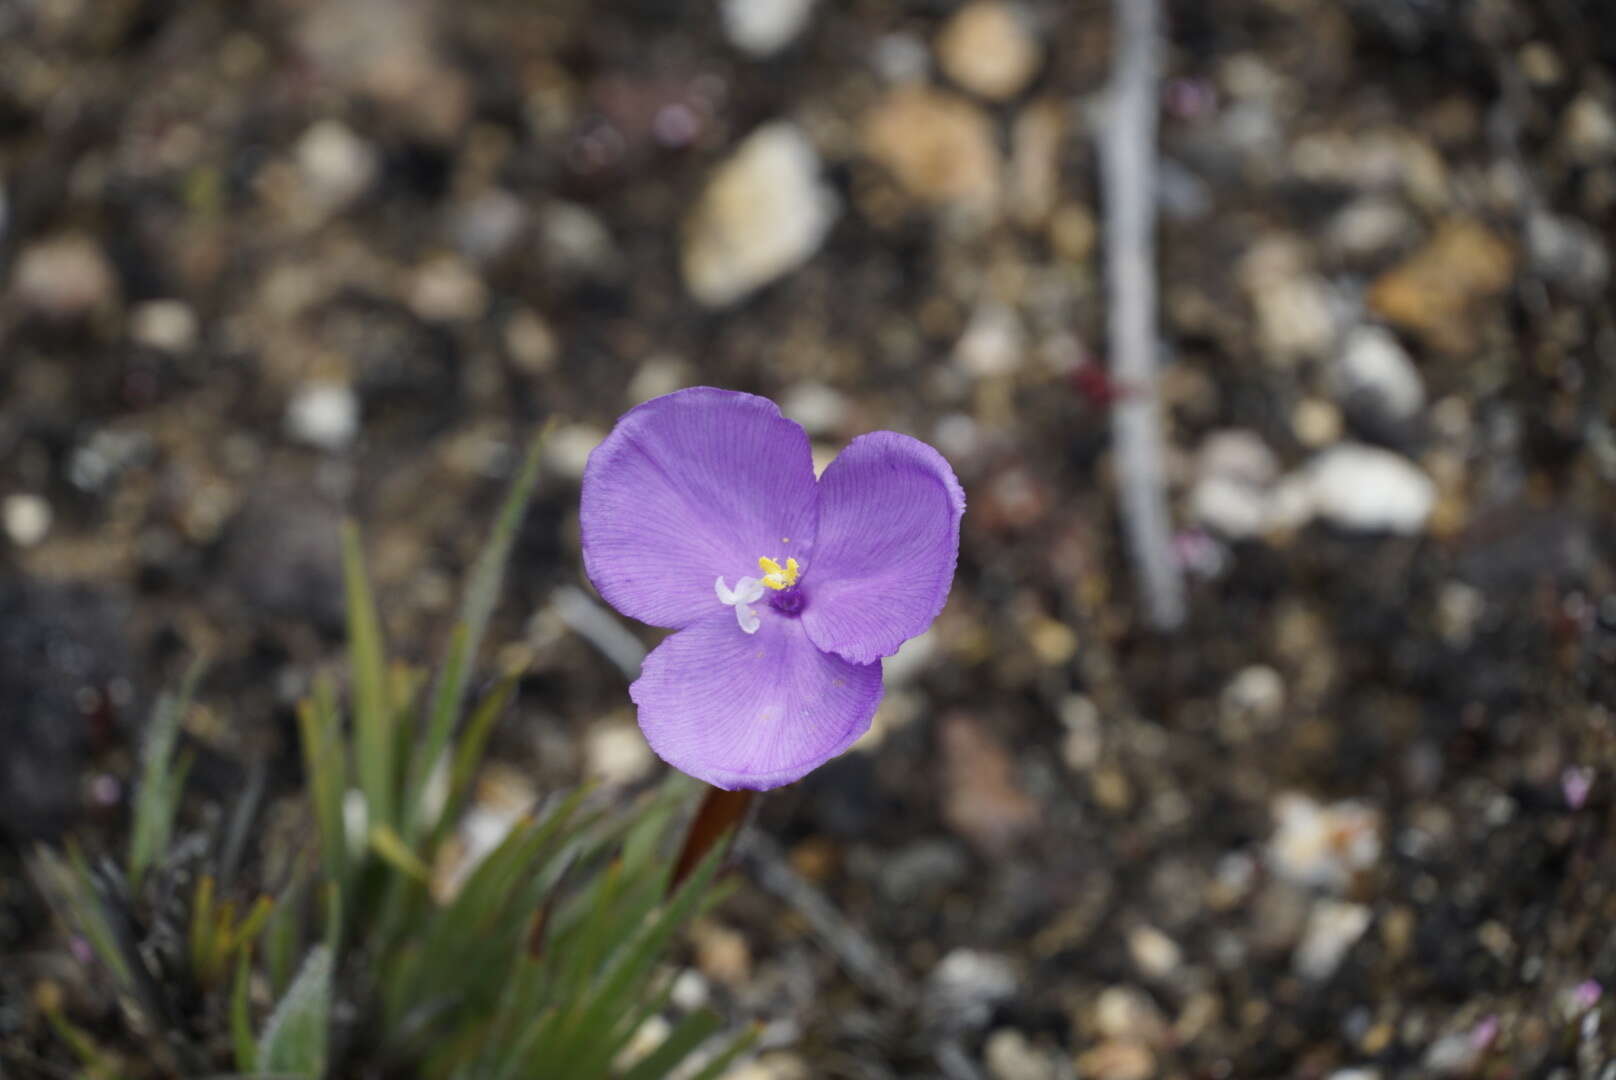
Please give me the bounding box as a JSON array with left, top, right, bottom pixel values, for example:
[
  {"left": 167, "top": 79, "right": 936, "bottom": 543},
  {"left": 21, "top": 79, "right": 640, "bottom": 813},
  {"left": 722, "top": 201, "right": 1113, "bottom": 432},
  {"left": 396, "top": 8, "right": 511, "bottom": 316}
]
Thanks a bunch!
[
  {"left": 1127, "top": 926, "right": 1182, "bottom": 980},
  {"left": 505, "top": 308, "right": 557, "bottom": 373},
  {"left": 626, "top": 356, "right": 693, "bottom": 404},
  {"left": 1221, "top": 665, "right": 1285, "bottom": 725},
  {"left": 954, "top": 301, "right": 1025, "bottom": 378},
  {"left": 14, "top": 234, "right": 117, "bottom": 319},
  {"left": 545, "top": 423, "right": 605, "bottom": 479},
  {"left": 540, "top": 202, "right": 620, "bottom": 278},
  {"left": 3, "top": 494, "right": 52, "bottom": 547},
  {"left": 683, "top": 122, "right": 838, "bottom": 307},
  {"left": 1528, "top": 211, "right": 1609, "bottom": 295},
  {"left": 1255, "top": 275, "right": 1336, "bottom": 365},
  {"left": 409, "top": 255, "right": 488, "bottom": 322},
  {"left": 780, "top": 381, "right": 848, "bottom": 435},
  {"left": 670, "top": 969, "right": 710, "bottom": 1011},
  {"left": 1326, "top": 197, "right": 1416, "bottom": 260},
  {"left": 721, "top": 0, "right": 816, "bottom": 57},
  {"left": 1563, "top": 92, "right": 1616, "bottom": 162},
  {"left": 130, "top": 299, "right": 199, "bottom": 352},
  {"left": 1334, "top": 325, "right": 1424, "bottom": 421},
  {"left": 286, "top": 382, "right": 360, "bottom": 451},
  {"left": 926, "top": 949, "right": 1018, "bottom": 1031},
  {"left": 584, "top": 720, "right": 655, "bottom": 787},
  {"left": 453, "top": 189, "right": 528, "bottom": 262},
  {"left": 1269, "top": 791, "right": 1381, "bottom": 892},
  {"left": 936, "top": 2, "right": 1040, "bottom": 102},
  {"left": 1306, "top": 443, "right": 1435, "bottom": 533},
  {"left": 984, "top": 1028, "right": 1055, "bottom": 1080},
  {"left": 1190, "top": 429, "right": 1278, "bottom": 539},
  {"left": 1293, "top": 899, "right": 1371, "bottom": 979},
  {"left": 296, "top": 119, "right": 377, "bottom": 211}
]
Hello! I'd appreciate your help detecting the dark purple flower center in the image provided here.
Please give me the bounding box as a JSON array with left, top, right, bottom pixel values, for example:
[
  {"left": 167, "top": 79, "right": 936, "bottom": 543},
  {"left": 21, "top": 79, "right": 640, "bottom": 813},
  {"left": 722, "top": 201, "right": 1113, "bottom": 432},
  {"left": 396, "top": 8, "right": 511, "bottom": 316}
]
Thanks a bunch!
[{"left": 768, "top": 584, "right": 807, "bottom": 617}]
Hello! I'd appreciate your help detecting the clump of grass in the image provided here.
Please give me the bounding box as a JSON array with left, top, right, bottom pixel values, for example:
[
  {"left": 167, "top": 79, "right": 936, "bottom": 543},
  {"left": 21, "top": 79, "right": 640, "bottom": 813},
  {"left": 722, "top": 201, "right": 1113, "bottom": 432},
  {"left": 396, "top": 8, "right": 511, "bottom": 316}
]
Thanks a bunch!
[{"left": 32, "top": 431, "right": 755, "bottom": 1079}]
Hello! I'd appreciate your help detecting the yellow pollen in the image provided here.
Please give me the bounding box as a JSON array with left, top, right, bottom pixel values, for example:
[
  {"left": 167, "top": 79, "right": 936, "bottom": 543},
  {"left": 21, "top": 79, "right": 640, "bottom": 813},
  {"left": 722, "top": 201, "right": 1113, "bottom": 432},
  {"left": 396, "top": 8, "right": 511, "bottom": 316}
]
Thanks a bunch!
[{"left": 757, "top": 555, "right": 800, "bottom": 591}]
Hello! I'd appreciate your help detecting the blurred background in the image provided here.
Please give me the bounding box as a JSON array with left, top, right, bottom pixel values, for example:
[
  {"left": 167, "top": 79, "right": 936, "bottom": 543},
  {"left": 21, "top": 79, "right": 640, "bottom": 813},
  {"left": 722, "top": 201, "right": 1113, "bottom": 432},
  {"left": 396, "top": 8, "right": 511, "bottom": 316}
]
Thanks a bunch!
[{"left": 3, "top": 0, "right": 1615, "bottom": 1075}]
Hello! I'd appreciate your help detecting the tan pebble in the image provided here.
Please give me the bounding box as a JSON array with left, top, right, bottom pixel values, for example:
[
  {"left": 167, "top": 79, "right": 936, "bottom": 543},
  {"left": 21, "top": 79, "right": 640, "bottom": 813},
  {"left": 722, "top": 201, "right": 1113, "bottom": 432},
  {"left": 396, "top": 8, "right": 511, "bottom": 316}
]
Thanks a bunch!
[
  {"left": 863, "top": 86, "right": 1001, "bottom": 215},
  {"left": 1074, "top": 1039, "right": 1156, "bottom": 1080},
  {"left": 936, "top": 1, "right": 1041, "bottom": 102}
]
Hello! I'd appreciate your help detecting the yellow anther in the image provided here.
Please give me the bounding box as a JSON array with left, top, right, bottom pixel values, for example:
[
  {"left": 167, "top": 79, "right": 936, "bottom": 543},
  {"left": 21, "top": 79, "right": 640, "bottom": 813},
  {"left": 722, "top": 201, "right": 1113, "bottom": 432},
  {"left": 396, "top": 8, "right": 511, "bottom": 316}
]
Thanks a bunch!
[{"left": 757, "top": 555, "right": 800, "bottom": 591}]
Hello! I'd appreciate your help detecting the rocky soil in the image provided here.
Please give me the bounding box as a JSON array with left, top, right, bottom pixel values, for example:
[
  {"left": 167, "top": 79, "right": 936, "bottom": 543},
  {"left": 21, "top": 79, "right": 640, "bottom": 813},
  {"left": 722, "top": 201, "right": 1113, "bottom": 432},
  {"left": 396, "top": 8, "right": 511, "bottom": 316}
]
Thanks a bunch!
[{"left": 2, "top": 0, "right": 1615, "bottom": 1077}]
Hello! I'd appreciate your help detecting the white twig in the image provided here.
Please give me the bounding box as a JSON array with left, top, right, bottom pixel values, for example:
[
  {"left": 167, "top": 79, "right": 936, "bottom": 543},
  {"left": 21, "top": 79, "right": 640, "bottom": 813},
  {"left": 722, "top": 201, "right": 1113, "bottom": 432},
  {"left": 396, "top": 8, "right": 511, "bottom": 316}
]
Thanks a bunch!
[{"left": 1101, "top": 0, "right": 1185, "bottom": 631}]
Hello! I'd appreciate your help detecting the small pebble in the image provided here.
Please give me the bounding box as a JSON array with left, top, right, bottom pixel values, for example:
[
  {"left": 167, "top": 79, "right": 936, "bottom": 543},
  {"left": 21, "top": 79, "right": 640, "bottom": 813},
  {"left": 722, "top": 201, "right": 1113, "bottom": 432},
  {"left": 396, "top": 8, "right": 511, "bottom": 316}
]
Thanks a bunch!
[
  {"left": 1268, "top": 791, "right": 1381, "bottom": 892},
  {"left": 1306, "top": 443, "right": 1435, "bottom": 534},
  {"left": 409, "top": 255, "right": 488, "bottom": 322},
  {"left": 721, "top": 0, "right": 816, "bottom": 57},
  {"left": 3, "top": 494, "right": 52, "bottom": 547},
  {"left": 129, "top": 299, "right": 199, "bottom": 352},
  {"left": 954, "top": 301, "right": 1026, "bottom": 378},
  {"left": 1127, "top": 926, "right": 1182, "bottom": 980},
  {"left": 285, "top": 382, "right": 360, "bottom": 451},
  {"left": 985, "top": 1028, "right": 1055, "bottom": 1080},
  {"left": 544, "top": 423, "right": 605, "bottom": 480},
  {"left": 936, "top": 2, "right": 1041, "bottom": 103},
  {"left": 1333, "top": 325, "right": 1424, "bottom": 422},
  {"left": 1220, "top": 665, "right": 1285, "bottom": 726},
  {"left": 863, "top": 86, "right": 1002, "bottom": 215},
  {"left": 583, "top": 720, "right": 655, "bottom": 787},
  {"left": 14, "top": 234, "right": 118, "bottom": 319},
  {"left": 296, "top": 119, "right": 377, "bottom": 212},
  {"left": 683, "top": 123, "right": 838, "bottom": 307},
  {"left": 780, "top": 382, "right": 848, "bottom": 435},
  {"left": 1293, "top": 899, "right": 1371, "bottom": 979}
]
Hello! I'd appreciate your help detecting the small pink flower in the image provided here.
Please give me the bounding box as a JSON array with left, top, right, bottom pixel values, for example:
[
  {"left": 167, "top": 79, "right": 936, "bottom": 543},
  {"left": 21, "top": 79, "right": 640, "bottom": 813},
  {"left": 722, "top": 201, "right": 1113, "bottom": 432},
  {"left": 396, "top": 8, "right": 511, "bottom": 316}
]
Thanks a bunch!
[{"left": 1562, "top": 766, "right": 1594, "bottom": 811}]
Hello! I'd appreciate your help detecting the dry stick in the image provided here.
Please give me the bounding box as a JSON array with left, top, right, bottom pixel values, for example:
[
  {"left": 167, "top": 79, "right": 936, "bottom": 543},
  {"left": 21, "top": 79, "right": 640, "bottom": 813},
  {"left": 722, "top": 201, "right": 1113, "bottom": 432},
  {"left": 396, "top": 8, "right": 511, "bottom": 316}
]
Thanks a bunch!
[{"left": 1101, "top": 0, "right": 1185, "bottom": 631}]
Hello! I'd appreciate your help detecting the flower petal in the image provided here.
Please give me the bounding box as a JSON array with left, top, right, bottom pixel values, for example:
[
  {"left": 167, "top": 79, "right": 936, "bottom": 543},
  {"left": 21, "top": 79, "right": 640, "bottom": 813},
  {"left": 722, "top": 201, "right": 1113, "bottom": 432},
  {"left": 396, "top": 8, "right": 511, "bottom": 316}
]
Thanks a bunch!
[
  {"left": 801, "top": 431, "right": 965, "bottom": 664},
  {"left": 630, "top": 610, "right": 883, "bottom": 790},
  {"left": 581, "top": 388, "right": 819, "bottom": 629}
]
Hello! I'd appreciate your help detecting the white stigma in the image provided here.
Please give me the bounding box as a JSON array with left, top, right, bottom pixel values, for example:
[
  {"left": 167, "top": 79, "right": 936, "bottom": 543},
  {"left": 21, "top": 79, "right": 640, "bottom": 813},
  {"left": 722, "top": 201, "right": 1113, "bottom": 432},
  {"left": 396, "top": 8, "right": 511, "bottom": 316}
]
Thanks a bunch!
[{"left": 715, "top": 575, "right": 765, "bottom": 634}]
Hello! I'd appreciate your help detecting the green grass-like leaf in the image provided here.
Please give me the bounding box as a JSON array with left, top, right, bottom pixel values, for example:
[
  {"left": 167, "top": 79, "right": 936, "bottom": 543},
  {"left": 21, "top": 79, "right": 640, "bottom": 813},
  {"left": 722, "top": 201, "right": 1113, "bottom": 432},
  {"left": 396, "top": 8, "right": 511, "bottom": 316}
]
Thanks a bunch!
[
  {"left": 129, "top": 655, "right": 205, "bottom": 886},
  {"left": 256, "top": 944, "right": 332, "bottom": 1079},
  {"left": 342, "top": 519, "right": 395, "bottom": 831}
]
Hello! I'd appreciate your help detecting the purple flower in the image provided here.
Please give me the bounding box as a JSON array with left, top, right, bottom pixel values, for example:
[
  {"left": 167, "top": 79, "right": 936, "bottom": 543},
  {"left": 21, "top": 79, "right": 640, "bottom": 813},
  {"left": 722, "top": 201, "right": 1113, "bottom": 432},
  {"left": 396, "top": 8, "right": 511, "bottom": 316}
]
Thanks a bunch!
[{"left": 581, "top": 388, "right": 965, "bottom": 790}]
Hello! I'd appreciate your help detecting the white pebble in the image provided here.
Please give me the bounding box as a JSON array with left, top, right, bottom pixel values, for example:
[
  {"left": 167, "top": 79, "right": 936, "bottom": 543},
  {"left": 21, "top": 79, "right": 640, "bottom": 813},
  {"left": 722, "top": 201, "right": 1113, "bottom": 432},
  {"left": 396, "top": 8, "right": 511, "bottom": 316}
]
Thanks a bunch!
[
  {"left": 584, "top": 720, "right": 655, "bottom": 788},
  {"left": 3, "top": 494, "right": 52, "bottom": 547},
  {"left": 1269, "top": 791, "right": 1381, "bottom": 892},
  {"left": 780, "top": 381, "right": 848, "bottom": 435},
  {"left": 1306, "top": 443, "right": 1435, "bottom": 534},
  {"left": 286, "top": 382, "right": 360, "bottom": 451},
  {"left": 1293, "top": 900, "right": 1371, "bottom": 979},
  {"left": 296, "top": 119, "right": 377, "bottom": 211},
  {"left": 129, "top": 299, "right": 199, "bottom": 352},
  {"left": 1334, "top": 326, "right": 1424, "bottom": 421},
  {"left": 954, "top": 301, "right": 1026, "bottom": 378},
  {"left": 721, "top": 0, "right": 816, "bottom": 57},
  {"left": 682, "top": 123, "right": 838, "bottom": 307}
]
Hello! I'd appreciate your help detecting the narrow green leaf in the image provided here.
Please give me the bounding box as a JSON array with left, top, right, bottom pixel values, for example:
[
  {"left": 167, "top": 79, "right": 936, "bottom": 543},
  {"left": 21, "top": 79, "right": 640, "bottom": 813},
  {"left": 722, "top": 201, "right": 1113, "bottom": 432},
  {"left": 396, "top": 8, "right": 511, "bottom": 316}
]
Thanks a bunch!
[
  {"left": 189, "top": 874, "right": 217, "bottom": 980},
  {"left": 682, "top": 1023, "right": 763, "bottom": 1080},
  {"left": 129, "top": 654, "right": 205, "bottom": 885},
  {"left": 617, "top": 1010, "right": 723, "bottom": 1080},
  {"left": 410, "top": 429, "right": 545, "bottom": 846},
  {"left": 405, "top": 624, "right": 468, "bottom": 844},
  {"left": 438, "top": 669, "right": 521, "bottom": 839},
  {"left": 369, "top": 824, "right": 431, "bottom": 884},
  {"left": 298, "top": 684, "right": 347, "bottom": 896},
  {"left": 231, "top": 947, "right": 257, "bottom": 1073},
  {"left": 257, "top": 945, "right": 332, "bottom": 1079},
  {"left": 342, "top": 519, "right": 395, "bottom": 829}
]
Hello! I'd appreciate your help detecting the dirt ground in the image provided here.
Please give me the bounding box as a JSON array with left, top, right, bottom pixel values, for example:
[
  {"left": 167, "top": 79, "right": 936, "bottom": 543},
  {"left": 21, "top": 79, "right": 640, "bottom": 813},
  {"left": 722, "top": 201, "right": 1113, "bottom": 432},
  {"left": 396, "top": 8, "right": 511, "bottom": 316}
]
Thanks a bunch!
[{"left": 3, "top": 0, "right": 1615, "bottom": 1077}]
